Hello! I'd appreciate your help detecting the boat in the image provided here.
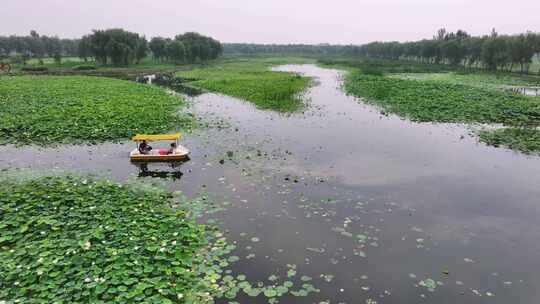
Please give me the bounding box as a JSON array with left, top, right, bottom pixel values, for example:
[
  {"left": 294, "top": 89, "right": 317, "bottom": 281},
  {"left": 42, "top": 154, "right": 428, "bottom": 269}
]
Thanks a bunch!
[{"left": 130, "top": 133, "right": 190, "bottom": 162}]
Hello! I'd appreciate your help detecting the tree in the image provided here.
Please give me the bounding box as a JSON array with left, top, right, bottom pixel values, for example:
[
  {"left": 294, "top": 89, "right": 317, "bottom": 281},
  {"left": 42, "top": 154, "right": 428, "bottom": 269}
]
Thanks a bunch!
[
  {"left": 135, "top": 37, "right": 148, "bottom": 64},
  {"left": 482, "top": 33, "right": 510, "bottom": 71},
  {"left": 149, "top": 37, "right": 167, "bottom": 61},
  {"left": 78, "top": 36, "right": 92, "bottom": 62},
  {"left": 85, "top": 28, "right": 147, "bottom": 65},
  {"left": 166, "top": 40, "right": 186, "bottom": 64},
  {"left": 53, "top": 52, "right": 62, "bottom": 65}
]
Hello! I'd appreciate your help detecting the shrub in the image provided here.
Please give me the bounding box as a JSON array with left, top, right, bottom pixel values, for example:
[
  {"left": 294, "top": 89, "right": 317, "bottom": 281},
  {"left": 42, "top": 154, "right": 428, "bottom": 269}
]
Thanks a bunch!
[
  {"left": 20, "top": 66, "right": 48, "bottom": 72},
  {"left": 73, "top": 65, "right": 97, "bottom": 71},
  {"left": 360, "top": 67, "right": 384, "bottom": 76}
]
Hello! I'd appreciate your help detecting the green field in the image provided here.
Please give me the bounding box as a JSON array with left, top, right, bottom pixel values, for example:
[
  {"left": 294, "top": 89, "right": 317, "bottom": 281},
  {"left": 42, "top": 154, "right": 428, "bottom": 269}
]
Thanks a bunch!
[
  {"left": 177, "top": 57, "right": 313, "bottom": 112},
  {"left": 0, "top": 174, "right": 233, "bottom": 303},
  {"left": 0, "top": 75, "right": 194, "bottom": 145}
]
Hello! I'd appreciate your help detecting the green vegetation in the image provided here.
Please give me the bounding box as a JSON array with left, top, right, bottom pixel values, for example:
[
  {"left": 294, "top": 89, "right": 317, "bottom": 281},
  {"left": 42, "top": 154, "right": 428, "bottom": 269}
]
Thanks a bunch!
[
  {"left": 225, "top": 29, "right": 540, "bottom": 74},
  {"left": 73, "top": 64, "right": 98, "bottom": 71},
  {"left": 177, "top": 58, "right": 313, "bottom": 112},
  {"left": 149, "top": 33, "right": 222, "bottom": 64},
  {"left": 79, "top": 30, "right": 223, "bottom": 66},
  {"left": 0, "top": 30, "right": 78, "bottom": 66},
  {"left": 357, "top": 29, "right": 540, "bottom": 73},
  {"left": 223, "top": 43, "right": 360, "bottom": 57},
  {"left": 0, "top": 173, "right": 322, "bottom": 303},
  {"left": 0, "top": 29, "right": 222, "bottom": 68},
  {"left": 20, "top": 66, "right": 48, "bottom": 72},
  {"left": 344, "top": 71, "right": 540, "bottom": 124},
  {"left": 0, "top": 76, "right": 194, "bottom": 145},
  {"left": 0, "top": 174, "right": 235, "bottom": 303},
  {"left": 392, "top": 71, "right": 540, "bottom": 90},
  {"left": 479, "top": 128, "right": 540, "bottom": 154},
  {"left": 26, "top": 56, "right": 87, "bottom": 66},
  {"left": 318, "top": 58, "right": 453, "bottom": 74},
  {"left": 340, "top": 61, "right": 540, "bottom": 154}
]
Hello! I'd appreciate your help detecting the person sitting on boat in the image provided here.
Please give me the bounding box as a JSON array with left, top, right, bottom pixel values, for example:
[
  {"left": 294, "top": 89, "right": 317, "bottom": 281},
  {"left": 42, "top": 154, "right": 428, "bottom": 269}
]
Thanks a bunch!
[
  {"left": 138, "top": 140, "right": 152, "bottom": 154},
  {"left": 157, "top": 143, "right": 177, "bottom": 155},
  {"left": 167, "top": 142, "right": 177, "bottom": 155}
]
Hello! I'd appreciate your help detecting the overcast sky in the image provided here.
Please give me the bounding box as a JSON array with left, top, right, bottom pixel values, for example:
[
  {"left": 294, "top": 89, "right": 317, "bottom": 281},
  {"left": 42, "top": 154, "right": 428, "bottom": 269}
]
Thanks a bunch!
[{"left": 2, "top": 0, "right": 539, "bottom": 44}]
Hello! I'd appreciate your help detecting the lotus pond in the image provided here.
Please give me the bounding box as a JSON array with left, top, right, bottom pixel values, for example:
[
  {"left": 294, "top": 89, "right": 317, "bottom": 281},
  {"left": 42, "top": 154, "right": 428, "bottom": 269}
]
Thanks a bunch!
[
  {"left": 343, "top": 70, "right": 540, "bottom": 154},
  {"left": 0, "top": 75, "right": 195, "bottom": 145},
  {"left": 344, "top": 71, "right": 540, "bottom": 125},
  {"left": 2, "top": 64, "right": 540, "bottom": 304},
  {"left": 0, "top": 174, "right": 321, "bottom": 303}
]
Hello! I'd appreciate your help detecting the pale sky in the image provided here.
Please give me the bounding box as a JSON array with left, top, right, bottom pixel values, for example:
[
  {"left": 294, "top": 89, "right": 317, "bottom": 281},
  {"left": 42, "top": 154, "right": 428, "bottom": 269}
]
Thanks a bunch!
[{"left": 2, "top": 0, "right": 539, "bottom": 44}]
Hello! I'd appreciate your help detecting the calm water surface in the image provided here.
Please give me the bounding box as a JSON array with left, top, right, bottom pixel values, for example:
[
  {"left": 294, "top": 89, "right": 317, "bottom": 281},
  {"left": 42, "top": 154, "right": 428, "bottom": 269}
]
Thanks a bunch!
[{"left": 2, "top": 65, "right": 540, "bottom": 304}]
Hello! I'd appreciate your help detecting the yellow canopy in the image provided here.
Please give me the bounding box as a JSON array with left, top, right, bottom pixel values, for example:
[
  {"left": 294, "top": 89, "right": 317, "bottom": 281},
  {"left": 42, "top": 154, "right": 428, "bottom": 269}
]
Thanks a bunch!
[{"left": 132, "top": 133, "right": 181, "bottom": 141}]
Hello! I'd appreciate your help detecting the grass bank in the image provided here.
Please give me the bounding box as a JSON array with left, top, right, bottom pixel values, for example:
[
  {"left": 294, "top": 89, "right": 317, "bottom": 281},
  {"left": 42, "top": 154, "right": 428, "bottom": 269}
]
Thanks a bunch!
[
  {"left": 176, "top": 57, "right": 313, "bottom": 112},
  {"left": 0, "top": 175, "right": 233, "bottom": 303},
  {"left": 0, "top": 75, "right": 194, "bottom": 145}
]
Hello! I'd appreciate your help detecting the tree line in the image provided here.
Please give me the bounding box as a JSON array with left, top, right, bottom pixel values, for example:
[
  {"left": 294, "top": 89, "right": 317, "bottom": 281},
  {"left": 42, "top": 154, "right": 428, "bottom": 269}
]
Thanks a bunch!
[
  {"left": 149, "top": 32, "right": 222, "bottom": 64},
  {"left": 223, "top": 43, "right": 360, "bottom": 57},
  {"left": 357, "top": 29, "right": 540, "bottom": 73},
  {"left": 78, "top": 29, "right": 148, "bottom": 65},
  {"left": 79, "top": 29, "right": 222, "bottom": 65},
  {"left": 0, "top": 31, "right": 78, "bottom": 64},
  {"left": 0, "top": 29, "right": 222, "bottom": 66},
  {"left": 224, "top": 30, "right": 540, "bottom": 74}
]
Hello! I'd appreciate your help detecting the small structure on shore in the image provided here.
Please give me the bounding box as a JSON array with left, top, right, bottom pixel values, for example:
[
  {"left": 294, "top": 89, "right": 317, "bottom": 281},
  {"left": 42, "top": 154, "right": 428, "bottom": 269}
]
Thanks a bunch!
[{"left": 509, "top": 86, "right": 540, "bottom": 96}]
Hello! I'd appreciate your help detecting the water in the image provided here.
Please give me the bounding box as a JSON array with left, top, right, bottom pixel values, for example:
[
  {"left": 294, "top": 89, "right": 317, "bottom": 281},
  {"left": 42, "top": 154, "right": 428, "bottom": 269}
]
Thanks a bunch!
[{"left": 2, "top": 65, "right": 540, "bottom": 303}]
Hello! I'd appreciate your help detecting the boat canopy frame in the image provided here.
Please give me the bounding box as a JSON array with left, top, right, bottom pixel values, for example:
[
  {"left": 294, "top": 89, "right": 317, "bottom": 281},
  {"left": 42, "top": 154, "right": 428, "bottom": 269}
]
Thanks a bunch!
[{"left": 132, "top": 133, "right": 181, "bottom": 142}]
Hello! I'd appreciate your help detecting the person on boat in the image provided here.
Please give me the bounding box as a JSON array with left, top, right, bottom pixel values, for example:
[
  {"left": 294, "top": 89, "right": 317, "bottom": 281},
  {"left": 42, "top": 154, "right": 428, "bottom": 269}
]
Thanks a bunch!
[
  {"left": 167, "top": 142, "right": 177, "bottom": 155},
  {"left": 138, "top": 140, "right": 152, "bottom": 154}
]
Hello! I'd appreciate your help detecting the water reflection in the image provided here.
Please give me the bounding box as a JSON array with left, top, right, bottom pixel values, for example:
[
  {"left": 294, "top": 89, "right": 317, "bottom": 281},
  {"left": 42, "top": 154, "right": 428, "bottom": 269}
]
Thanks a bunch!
[{"left": 133, "top": 161, "right": 187, "bottom": 180}]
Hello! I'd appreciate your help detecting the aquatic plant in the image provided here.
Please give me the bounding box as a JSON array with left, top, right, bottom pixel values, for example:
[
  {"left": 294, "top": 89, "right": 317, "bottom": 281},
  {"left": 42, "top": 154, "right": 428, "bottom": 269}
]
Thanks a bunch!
[
  {"left": 176, "top": 59, "right": 311, "bottom": 112},
  {"left": 0, "top": 173, "right": 321, "bottom": 303},
  {"left": 0, "top": 76, "right": 194, "bottom": 145},
  {"left": 344, "top": 71, "right": 540, "bottom": 126},
  {"left": 392, "top": 72, "right": 540, "bottom": 91},
  {"left": 318, "top": 58, "right": 453, "bottom": 74},
  {"left": 479, "top": 128, "right": 540, "bottom": 154},
  {"left": 0, "top": 175, "right": 233, "bottom": 302}
]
